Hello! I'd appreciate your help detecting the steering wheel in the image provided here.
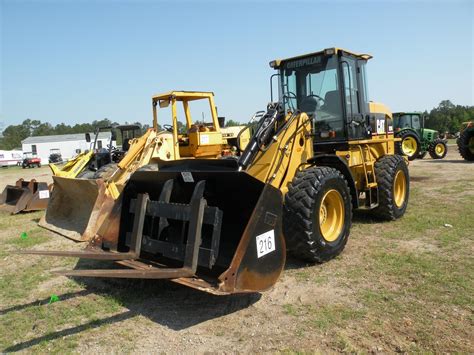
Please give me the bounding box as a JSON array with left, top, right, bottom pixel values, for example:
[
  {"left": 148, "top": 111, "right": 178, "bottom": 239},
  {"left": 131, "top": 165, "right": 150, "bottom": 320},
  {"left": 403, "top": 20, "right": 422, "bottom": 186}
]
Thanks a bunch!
[
  {"left": 163, "top": 124, "right": 174, "bottom": 133},
  {"left": 306, "top": 94, "right": 325, "bottom": 105}
]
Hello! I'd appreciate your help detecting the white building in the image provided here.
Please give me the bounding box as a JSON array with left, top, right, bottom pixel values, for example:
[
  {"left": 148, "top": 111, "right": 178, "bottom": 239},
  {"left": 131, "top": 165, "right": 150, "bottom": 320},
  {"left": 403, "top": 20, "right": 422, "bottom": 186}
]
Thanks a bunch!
[{"left": 21, "top": 132, "right": 112, "bottom": 163}]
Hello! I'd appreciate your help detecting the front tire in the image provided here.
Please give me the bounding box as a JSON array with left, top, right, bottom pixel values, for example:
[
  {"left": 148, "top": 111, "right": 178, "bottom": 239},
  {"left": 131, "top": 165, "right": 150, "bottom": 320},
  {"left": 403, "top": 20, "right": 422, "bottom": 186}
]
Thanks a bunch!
[
  {"left": 428, "top": 139, "right": 447, "bottom": 159},
  {"left": 395, "top": 130, "right": 420, "bottom": 161},
  {"left": 372, "top": 155, "right": 409, "bottom": 220},
  {"left": 283, "top": 166, "right": 352, "bottom": 263}
]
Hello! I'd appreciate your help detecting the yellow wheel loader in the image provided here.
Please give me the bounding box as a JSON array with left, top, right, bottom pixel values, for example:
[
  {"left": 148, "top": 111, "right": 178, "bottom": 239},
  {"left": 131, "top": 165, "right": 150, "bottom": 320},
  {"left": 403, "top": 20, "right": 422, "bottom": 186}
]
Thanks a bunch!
[
  {"left": 39, "top": 91, "right": 250, "bottom": 242},
  {"left": 26, "top": 49, "right": 409, "bottom": 295}
]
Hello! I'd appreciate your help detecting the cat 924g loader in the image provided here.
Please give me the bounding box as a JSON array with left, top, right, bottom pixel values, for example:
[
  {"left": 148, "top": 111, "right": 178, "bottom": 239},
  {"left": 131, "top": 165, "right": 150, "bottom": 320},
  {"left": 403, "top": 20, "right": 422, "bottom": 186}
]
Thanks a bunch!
[
  {"left": 25, "top": 48, "right": 409, "bottom": 294},
  {"left": 38, "top": 91, "right": 250, "bottom": 242}
]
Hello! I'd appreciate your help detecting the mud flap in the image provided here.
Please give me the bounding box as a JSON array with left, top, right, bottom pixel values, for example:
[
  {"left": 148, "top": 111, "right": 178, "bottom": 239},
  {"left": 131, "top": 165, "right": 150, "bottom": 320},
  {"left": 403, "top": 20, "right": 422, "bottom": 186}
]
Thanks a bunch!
[
  {"left": 0, "top": 179, "right": 51, "bottom": 214},
  {"left": 38, "top": 176, "right": 107, "bottom": 241}
]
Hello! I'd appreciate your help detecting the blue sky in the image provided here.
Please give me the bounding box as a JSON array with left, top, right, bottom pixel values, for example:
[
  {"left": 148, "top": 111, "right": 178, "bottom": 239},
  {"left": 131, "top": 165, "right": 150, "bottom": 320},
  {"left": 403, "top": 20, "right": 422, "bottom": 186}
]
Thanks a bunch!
[{"left": 1, "top": 0, "right": 473, "bottom": 128}]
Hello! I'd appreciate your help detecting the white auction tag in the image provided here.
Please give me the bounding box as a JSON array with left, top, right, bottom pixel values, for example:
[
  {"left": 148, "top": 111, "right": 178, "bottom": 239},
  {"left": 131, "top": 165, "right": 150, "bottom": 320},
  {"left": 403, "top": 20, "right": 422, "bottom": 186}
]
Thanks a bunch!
[
  {"left": 256, "top": 230, "right": 276, "bottom": 258},
  {"left": 39, "top": 190, "right": 50, "bottom": 199},
  {"left": 181, "top": 171, "right": 194, "bottom": 183},
  {"left": 200, "top": 135, "right": 209, "bottom": 144},
  {"left": 376, "top": 118, "right": 385, "bottom": 134}
]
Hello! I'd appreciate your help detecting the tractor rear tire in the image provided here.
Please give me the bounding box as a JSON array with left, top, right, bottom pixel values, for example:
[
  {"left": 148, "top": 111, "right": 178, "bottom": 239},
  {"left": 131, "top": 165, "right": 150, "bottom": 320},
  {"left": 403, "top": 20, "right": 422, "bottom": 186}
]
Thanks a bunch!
[
  {"left": 428, "top": 139, "right": 447, "bottom": 159},
  {"left": 93, "top": 163, "right": 118, "bottom": 180},
  {"left": 283, "top": 166, "right": 352, "bottom": 263},
  {"left": 372, "top": 155, "right": 409, "bottom": 220},
  {"left": 395, "top": 131, "right": 420, "bottom": 161},
  {"left": 457, "top": 129, "right": 474, "bottom": 161}
]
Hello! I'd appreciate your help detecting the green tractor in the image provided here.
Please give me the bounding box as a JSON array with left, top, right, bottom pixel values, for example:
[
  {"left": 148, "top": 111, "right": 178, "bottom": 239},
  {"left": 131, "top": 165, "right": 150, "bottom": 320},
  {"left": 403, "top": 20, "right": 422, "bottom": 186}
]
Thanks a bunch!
[
  {"left": 393, "top": 112, "right": 447, "bottom": 161},
  {"left": 457, "top": 121, "right": 474, "bottom": 161}
]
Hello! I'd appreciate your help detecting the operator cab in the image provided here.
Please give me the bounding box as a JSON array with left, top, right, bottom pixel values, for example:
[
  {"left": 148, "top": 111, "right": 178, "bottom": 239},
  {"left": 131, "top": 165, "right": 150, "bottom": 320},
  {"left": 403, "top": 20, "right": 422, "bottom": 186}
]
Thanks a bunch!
[
  {"left": 152, "top": 91, "right": 224, "bottom": 158},
  {"left": 393, "top": 112, "right": 422, "bottom": 132},
  {"left": 271, "top": 48, "right": 377, "bottom": 151}
]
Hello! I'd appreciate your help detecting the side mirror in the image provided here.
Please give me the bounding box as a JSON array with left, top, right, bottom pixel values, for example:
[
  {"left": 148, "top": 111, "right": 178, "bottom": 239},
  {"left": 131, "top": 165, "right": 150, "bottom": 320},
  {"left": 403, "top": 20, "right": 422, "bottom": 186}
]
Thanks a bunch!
[
  {"left": 218, "top": 116, "right": 226, "bottom": 127},
  {"left": 85, "top": 133, "right": 91, "bottom": 142},
  {"left": 111, "top": 130, "right": 117, "bottom": 141}
]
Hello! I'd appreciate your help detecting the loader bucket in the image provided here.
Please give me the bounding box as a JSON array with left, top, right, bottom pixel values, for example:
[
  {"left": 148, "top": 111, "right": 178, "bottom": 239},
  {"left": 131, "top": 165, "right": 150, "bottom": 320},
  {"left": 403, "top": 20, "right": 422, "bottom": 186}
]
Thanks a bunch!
[
  {"left": 0, "top": 179, "right": 51, "bottom": 214},
  {"left": 38, "top": 176, "right": 107, "bottom": 241},
  {"left": 26, "top": 159, "right": 286, "bottom": 295}
]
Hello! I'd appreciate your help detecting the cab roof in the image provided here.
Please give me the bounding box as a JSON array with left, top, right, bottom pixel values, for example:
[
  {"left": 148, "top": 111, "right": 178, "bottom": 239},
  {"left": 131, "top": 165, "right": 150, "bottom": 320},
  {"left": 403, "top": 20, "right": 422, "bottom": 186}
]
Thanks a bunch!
[
  {"left": 270, "top": 47, "right": 373, "bottom": 68},
  {"left": 152, "top": 91, "right": 215, "bottom": 102}
]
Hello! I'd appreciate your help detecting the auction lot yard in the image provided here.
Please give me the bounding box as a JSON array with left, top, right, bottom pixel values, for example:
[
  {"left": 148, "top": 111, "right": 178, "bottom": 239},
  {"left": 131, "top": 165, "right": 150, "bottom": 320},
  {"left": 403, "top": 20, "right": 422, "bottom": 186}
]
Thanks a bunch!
[{"left": 0, "top": 149, "right": 472, "bottom": 353}]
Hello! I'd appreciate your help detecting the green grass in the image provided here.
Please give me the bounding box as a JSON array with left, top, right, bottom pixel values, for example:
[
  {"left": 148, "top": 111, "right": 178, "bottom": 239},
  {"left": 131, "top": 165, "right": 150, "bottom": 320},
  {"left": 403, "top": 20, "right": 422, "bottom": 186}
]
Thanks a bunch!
[
  {"left": 283, "top": 303, "right": 366, "bottom": 331},
  {"left": 0, "top": 291, "right": 125, "bottom": 352}
]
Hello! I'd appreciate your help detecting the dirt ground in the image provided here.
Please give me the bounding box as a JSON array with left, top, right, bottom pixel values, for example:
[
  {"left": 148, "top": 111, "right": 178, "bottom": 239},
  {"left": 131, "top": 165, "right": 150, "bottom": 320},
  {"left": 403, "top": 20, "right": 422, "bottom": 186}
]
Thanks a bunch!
[{"left": 0, "top": 147, "right": 472, "bottom": 353}]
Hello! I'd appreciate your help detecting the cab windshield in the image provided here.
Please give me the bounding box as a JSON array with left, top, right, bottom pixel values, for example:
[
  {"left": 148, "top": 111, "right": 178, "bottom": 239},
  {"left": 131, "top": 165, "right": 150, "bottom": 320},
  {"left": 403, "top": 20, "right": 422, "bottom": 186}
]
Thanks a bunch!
[{"left": 280, "top": 55, "right": 344, "bottom": 139}]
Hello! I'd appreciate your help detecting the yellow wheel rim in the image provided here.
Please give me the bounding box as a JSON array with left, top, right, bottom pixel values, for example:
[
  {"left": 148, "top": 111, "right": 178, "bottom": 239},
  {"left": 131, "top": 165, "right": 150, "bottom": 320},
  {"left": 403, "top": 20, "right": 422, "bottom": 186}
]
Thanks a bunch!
[
  {"left": 402, "top": 137, "right": 417, "bottom": 156},
  {"left": 319, "top": 189, "right": 344, "bottom": 242},
  {"left": 435, "top": 143, "right": 445, "bottom": 156},
  {"left": 393, "top": 170, "right": 407, "bottom": 208},
  {"left": 469, "top": 137, "right": 474, "bottom": 154}
]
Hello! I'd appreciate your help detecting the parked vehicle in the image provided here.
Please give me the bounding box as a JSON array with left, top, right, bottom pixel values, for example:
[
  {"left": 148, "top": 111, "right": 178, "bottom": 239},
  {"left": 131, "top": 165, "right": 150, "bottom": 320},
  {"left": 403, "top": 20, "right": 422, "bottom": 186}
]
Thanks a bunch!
[
  {"left": 457, "top": 121, "right": 474, "bottom": 161},
  {"left": 21, "top": 152, "right": 41, "bottom": 168},
  {"left": 393, "top": 112, "right": 447, "bottom": 160},
  {"left": 29, "top": 48, "right": 409, "bottom": 295},
  {"left": 0, "top": 150, "right": 23, "bottom": 167},
  {"left": 48, "top": 149, "right": 63, "bottom": 163}
]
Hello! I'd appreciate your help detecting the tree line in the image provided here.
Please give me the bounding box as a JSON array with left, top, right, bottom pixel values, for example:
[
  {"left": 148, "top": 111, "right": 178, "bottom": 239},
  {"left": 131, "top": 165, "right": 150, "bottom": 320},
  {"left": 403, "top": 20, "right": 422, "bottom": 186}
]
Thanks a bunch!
[
  {"left": 0, "top": 118, "right": 151, "bottom": 150},
  {"left": 0, "top": 100, "right": 472, "bottom": 150},
  {"left": 423, "top": 100, "right": 473, "bottom": 133}
]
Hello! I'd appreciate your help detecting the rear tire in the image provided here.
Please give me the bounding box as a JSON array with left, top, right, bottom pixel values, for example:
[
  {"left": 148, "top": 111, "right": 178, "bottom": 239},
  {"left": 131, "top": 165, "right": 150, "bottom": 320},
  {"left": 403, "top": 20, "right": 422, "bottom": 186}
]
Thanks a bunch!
[
  {"left": 283, "top": 166, "right": 352, "bottom": 263},
  {"left": 428, "top": 139, "right": 447, "bottom": 159},
  {"left": 93, "top": 163, "right": 118, "bottom": 180},
  {"left": 457, "top": 129, "right": 474, "bottom": 161},
  {"left": 395, "top": 130, "right": 420, "bottom": 161},
  {"left": 372, "top": 155, "right": 409, "bottom": 220}
]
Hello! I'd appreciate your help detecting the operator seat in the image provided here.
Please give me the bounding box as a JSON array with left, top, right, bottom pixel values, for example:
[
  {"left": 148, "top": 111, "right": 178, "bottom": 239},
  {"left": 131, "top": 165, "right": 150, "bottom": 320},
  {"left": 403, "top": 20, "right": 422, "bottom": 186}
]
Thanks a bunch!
[
  {"left": 321, "top": 91, "right": 343, "bottom": 117},
  {"left": 122, "top": 138, "right": 131, "bottom": 151}
]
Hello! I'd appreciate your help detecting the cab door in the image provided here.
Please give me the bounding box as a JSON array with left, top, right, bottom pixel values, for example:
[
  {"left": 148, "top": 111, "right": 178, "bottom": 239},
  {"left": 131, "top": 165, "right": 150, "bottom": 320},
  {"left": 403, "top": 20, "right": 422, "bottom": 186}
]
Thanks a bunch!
[{"left": 341, "top": 56, "right": 370, "bottom": 140}]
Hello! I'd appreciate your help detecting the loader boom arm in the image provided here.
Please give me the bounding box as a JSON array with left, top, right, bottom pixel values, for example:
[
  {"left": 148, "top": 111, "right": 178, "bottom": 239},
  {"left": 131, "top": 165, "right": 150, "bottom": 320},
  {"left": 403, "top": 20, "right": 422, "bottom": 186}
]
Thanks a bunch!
[{"left": 243, "top": 109, "right": 313, "bottom": 194}]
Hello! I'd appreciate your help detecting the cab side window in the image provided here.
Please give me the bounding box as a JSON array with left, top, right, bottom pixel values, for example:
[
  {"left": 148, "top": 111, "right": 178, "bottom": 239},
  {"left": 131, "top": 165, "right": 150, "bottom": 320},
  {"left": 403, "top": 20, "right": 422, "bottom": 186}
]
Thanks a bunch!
[{"left": 411, "top": 115, "right": 421, "bottom": 130}]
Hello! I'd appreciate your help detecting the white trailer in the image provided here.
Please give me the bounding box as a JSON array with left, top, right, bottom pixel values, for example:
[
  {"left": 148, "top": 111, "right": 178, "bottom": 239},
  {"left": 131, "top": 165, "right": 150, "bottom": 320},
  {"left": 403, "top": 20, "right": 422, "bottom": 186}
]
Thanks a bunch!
[{"left": 0, "top": 150, "right": 23, "bottom": 167}]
